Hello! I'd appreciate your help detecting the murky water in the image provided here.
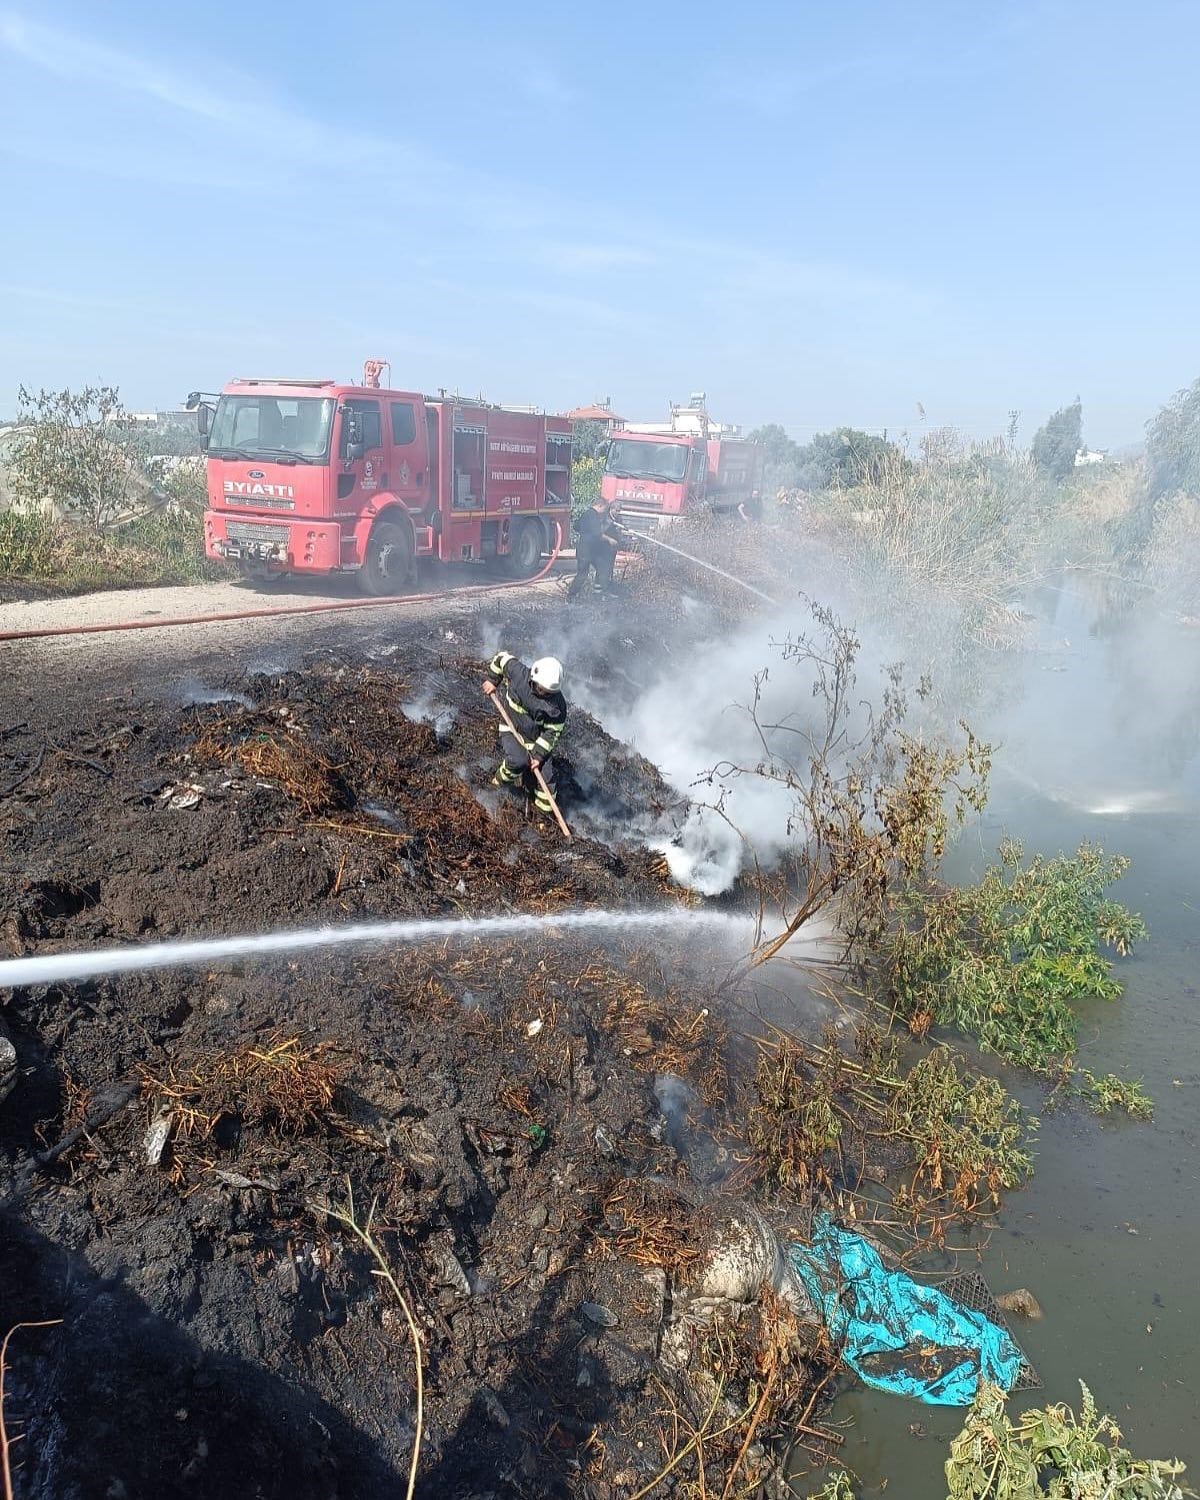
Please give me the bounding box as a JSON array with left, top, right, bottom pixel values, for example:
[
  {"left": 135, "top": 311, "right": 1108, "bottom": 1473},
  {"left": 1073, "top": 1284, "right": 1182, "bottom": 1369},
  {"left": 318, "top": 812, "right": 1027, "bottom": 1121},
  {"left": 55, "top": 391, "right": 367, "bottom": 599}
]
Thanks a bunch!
[{"left": 822, "top": 579, "right": 1200, "bottom": 1494}]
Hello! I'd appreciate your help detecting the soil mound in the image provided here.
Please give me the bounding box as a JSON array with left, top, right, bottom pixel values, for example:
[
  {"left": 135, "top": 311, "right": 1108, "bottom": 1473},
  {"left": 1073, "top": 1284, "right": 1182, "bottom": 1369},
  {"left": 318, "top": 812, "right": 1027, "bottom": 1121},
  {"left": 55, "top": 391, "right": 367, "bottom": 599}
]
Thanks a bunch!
[{"left": 1, "top": 648, "right": 796, "bottom": 1498}]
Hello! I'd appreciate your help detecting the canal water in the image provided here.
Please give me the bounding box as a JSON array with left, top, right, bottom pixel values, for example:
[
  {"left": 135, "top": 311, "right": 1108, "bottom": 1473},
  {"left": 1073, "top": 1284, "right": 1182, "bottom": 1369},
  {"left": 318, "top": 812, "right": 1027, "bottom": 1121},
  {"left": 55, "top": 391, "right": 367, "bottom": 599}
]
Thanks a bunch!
[{"left": 816, "top": 577, "right": 1200, "bottom": 1494}]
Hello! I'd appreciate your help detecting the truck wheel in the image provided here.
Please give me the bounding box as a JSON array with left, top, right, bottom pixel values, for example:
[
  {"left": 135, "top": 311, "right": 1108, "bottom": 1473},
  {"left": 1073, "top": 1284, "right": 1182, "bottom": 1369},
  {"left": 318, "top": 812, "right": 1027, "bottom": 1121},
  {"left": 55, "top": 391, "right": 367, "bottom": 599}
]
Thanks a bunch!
[
  {"left": 359, "top": 519, "right": 414, "bottom": 596},
  {"left": 504, "top": 520, "right": 544, "bottom": 579}
]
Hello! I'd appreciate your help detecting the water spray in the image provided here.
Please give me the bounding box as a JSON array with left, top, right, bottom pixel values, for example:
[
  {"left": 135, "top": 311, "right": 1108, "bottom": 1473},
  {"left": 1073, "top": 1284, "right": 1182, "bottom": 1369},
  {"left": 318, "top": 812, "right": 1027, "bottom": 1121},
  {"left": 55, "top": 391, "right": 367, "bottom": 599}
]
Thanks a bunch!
[
  {"left": 633, "top": 530, "right": 779, "bottom": 607},
  {"left": 0, "top": 908, "right": 756, "bottom": 990}
]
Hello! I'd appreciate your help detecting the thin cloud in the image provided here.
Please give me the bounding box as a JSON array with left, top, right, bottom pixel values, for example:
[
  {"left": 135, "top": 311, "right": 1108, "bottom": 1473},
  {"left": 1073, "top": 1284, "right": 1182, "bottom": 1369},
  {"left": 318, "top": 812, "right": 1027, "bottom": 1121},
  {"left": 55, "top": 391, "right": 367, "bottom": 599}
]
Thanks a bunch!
[
  {"left": 535, "top": 242, "right": 657, "bottom": 274},
  {"left": 516, "top": 60, "right": 574, "bottom": 108},
  {"left": 713, "top": 16, "right": 1032, "bottom": 121},
  {"left": 0, "top": 9, "right": 418, "bottom": 167}
]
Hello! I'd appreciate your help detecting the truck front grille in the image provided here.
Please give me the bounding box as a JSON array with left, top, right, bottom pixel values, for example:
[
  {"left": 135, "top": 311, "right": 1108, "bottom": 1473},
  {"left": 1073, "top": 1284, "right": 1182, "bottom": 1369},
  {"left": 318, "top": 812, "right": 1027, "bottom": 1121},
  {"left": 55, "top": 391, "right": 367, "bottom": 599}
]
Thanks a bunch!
[
  {"left": 226, "top": 493, "right": 295, "bottom": 510},
  {"left": 615, "top": 508, "right": 667, "bottom": 533},
  {"left": 226, "top": 520, "right": 290, "bottom": 546}
]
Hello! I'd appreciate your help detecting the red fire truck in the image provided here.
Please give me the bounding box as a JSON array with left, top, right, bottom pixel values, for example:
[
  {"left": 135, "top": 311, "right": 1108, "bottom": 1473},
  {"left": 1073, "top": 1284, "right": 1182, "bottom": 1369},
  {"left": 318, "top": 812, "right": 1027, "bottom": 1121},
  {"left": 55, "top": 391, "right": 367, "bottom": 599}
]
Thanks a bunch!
[
  {"left": 195, "top": 365, "right": 572, "bottom": 593},
  {"left": 599, "top": 430, "right": 762, "bottom": 530}
]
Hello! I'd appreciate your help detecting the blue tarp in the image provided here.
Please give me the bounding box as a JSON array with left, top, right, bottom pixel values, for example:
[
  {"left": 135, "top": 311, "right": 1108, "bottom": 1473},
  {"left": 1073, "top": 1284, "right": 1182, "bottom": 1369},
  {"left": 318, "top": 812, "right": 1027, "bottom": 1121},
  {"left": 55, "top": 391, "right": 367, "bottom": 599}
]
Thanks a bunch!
[{"left": 787, "top": 1214, "right": 1024, "bottom": 1406}]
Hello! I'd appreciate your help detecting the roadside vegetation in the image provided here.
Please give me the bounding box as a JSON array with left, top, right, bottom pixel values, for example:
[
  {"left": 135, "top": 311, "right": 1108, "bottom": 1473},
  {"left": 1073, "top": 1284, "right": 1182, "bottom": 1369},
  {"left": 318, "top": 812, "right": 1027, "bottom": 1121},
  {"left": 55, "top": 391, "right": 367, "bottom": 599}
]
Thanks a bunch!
[
  {"left": 0, "top": 384, "right": 224, "bottom": 596},
  {"left": 751, "top": 372, "right": 1200, "bottom": 634}
]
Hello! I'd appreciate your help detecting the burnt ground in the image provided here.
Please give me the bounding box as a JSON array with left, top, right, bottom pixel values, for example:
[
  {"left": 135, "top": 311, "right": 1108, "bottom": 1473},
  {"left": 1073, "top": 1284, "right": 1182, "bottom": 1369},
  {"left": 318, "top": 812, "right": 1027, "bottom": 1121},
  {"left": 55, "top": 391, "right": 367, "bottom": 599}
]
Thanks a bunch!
[{"left": 0, "top": 585, "right": 834, "bottom": 1500}]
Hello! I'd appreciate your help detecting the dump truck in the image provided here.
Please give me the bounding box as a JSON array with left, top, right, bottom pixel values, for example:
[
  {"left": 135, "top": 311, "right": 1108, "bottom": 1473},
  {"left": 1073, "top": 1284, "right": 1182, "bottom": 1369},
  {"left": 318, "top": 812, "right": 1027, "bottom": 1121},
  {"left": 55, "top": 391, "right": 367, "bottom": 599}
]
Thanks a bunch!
[
  {"left": 597, "top": 395, "right": 761, "bottom": 530},
  {"left": 194, "top": 364, "right": 572, "bottom": 593}
]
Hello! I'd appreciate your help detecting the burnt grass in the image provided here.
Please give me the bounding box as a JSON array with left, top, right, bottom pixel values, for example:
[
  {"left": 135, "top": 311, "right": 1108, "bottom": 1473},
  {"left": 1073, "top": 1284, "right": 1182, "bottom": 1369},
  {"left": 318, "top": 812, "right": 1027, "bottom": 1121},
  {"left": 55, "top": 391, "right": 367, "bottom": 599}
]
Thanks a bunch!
[{"left": 0, "top": 638, "right": 777, "bottom": 1499}]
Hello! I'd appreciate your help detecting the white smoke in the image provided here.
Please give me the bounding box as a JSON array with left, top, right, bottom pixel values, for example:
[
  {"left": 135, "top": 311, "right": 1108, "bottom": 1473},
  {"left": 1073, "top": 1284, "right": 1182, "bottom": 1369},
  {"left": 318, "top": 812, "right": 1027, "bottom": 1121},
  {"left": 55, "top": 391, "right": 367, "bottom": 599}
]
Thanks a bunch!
[
  {"left": 400, "top": 690, "right": 458, "bottom": 738},
  {"left": 580, "top": 606, "right": 833, "bottom": 893}
]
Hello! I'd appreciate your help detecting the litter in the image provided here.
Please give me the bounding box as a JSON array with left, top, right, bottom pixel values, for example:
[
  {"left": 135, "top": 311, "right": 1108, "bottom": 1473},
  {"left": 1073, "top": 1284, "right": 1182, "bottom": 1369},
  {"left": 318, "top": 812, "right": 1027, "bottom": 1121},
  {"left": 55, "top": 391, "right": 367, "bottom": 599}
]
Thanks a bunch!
[
  {"left": 143, "top": 1109, "right": 175, "bottom": 1166},
  {"left": 788, "top": 1213, "right": 1028, "bottom": 1406}
]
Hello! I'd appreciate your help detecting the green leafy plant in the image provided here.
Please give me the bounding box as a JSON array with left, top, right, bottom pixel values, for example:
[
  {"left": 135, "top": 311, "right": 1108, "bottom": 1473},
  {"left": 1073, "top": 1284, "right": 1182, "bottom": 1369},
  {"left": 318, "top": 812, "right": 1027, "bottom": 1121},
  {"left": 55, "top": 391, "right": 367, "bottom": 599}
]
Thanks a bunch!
[
  {"left": 804, "top": 1472, "right": 857, "bottom": 1500},
  {"left": 571, "top": 453, "right": 603, "bottom": 520},
  {"left": 884, "top": 841, "right": 1148, "bottom": 1109},
  {"left": 887, "top": 1048, "right": 1034, "bottom": 1217},
  {"left": 1076, "top": 1070, "right": 1153, "bottom": 1120},
  {"left": 803, "top": 1385, "right": 1192, "bottom": 1499},
  {"left": 945, "top": 1382, "right": 1192, "bottom": 1498},
  {"left": 0, "top": 504, "right": 58, "bottom": 578}
]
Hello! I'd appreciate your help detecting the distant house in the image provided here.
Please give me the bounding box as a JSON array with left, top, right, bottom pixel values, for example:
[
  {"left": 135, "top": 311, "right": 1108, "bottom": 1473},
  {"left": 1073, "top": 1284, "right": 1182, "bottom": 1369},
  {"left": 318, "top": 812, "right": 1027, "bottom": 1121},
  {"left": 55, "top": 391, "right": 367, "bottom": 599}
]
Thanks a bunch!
[
  {"left": 1074, "top": 447, "right": 1109, "bottom": 467},
  {"left": 567, "top": 400, "right": 625, "bottom": 429}
]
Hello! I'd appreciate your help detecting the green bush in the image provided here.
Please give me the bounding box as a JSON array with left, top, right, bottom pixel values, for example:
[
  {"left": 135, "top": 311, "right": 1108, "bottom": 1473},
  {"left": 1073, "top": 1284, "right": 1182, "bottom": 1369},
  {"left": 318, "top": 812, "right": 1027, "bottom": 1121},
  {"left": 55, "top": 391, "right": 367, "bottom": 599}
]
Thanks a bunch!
[
  {"left": 810, "top": 1382, "right": 1192, "bottom": 1497},
  {"left": 571, "top": 454, "right": 603, "bottom": 522},
  {"left": 884, "top": 840, "right": 1150, "bottom": 1111},
  {"left": 0, "top": 500, "right": 227, "bottom": 594},
  {"left": 0, "top": 505, "right": 58, "bottom": 578}
]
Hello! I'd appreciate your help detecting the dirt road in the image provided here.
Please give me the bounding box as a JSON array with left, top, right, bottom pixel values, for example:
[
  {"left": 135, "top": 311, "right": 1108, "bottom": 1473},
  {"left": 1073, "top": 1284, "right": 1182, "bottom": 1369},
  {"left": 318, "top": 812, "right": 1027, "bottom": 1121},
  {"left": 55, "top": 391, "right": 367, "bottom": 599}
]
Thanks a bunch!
[{"left": 0, "top": 573, "right": 573, "bottom": 726}]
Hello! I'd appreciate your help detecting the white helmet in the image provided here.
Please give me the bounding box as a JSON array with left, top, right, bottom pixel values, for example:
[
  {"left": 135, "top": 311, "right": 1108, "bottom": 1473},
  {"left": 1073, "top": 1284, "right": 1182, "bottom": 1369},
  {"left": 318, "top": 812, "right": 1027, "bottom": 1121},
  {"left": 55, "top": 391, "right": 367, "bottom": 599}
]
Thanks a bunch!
[{"left": 530, "top": 657, "right": 563, "bottom": 693}]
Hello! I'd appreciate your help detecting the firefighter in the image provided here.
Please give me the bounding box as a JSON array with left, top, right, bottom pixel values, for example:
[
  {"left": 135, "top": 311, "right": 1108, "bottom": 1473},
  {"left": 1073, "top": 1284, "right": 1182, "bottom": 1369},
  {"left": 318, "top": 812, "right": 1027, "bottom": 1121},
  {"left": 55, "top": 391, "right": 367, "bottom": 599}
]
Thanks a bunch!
[
  {"left": 569, "top": 497, "right": 628, "bottom": 599},
  {"left": 483, "top": 651, "right": 567, "bottom": 817},
  {"left": 737, "top": 489, "right": 763, "bottom": 523}
]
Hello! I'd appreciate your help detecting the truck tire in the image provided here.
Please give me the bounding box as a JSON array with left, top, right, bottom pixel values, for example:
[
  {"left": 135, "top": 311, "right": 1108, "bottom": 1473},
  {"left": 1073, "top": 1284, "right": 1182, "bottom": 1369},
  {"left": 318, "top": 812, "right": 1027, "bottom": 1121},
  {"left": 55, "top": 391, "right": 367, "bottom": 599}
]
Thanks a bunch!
[
  {"left": 359, "top": 519, "right": 414, "bottom": 596},
  {"left": 504, "top": 519, "right": 544, "bottom": 579}
]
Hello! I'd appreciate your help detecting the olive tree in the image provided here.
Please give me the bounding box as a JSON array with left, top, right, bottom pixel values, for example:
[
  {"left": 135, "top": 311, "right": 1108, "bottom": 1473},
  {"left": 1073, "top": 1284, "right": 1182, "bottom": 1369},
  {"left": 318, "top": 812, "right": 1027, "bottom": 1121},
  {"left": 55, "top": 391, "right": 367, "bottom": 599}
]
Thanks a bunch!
[{"left": 11, "top": 385, "right": 148, "bottom": 531}]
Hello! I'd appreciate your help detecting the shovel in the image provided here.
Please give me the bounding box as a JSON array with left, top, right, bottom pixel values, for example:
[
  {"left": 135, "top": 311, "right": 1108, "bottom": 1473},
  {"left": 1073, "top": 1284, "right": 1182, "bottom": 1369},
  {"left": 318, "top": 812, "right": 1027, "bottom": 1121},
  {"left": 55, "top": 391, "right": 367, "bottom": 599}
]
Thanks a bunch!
[{"left": 485, "top": 690, "right": 572, "bottom": 841}]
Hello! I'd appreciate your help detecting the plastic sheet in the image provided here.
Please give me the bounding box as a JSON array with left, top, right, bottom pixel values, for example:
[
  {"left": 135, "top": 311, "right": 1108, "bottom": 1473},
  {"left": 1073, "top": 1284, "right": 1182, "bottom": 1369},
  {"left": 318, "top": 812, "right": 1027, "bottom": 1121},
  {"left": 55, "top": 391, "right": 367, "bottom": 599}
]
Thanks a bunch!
[{"left": 788, "top": 1214, "right": 1024, "bottom": 1405}]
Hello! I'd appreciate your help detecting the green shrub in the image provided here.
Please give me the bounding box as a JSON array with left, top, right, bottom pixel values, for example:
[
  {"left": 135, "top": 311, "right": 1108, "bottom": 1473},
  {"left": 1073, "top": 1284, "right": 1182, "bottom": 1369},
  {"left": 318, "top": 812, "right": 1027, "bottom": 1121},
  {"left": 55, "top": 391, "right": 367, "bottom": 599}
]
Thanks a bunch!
[
  {"left": 884, "top": 840, "right": 1149, "bottom": 1111},
  {"left": 0, "top": 505, "right": 58, "bottom": 578}
]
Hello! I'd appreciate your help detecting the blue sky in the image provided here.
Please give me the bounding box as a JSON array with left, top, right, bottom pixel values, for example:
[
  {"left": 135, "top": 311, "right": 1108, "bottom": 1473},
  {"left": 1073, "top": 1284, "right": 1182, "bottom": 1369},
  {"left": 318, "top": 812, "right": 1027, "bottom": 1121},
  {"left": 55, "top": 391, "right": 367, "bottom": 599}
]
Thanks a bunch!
[{"left": 1, "top": 1, "right": 1198, "bottom": 447}]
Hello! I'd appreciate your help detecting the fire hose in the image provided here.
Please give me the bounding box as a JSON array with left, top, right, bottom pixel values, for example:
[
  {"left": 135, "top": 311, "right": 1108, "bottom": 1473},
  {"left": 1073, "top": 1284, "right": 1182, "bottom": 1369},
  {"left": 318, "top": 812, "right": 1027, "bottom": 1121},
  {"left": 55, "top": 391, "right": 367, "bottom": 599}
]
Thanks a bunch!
[
  {"left": 626, "top": 528, "right": 778, "bottom": 607},
  {"left": 483, "top": 687, "right": 572, "bottom": 841},
  {"left": 0, "top": 521, "right": 566, "bottom": 645}
]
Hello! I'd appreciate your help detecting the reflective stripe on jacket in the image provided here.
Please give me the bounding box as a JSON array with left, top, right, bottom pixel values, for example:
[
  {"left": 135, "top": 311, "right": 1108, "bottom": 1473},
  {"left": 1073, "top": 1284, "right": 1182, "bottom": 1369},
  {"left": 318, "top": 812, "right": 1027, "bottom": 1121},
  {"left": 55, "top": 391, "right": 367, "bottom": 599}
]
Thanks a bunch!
[{"left": 487, "top": 651, "right": 567, "bottom": 756}]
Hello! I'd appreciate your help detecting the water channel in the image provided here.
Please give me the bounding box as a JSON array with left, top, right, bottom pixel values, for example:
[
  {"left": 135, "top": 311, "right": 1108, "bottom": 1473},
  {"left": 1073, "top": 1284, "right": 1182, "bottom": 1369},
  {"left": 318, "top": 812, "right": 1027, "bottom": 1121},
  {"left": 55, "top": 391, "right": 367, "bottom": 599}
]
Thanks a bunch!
[{"left": 828, "top": 576, "right": 1200, "bottom": 1493}]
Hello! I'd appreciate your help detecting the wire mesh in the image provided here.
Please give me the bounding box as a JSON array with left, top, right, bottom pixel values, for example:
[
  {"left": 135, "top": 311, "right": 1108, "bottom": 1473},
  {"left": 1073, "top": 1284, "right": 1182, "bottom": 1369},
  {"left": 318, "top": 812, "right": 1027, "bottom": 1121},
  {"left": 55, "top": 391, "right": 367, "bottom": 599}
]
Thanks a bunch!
[{"left": 943, "top": 1271, "right": 1042, "bottom": 1391}]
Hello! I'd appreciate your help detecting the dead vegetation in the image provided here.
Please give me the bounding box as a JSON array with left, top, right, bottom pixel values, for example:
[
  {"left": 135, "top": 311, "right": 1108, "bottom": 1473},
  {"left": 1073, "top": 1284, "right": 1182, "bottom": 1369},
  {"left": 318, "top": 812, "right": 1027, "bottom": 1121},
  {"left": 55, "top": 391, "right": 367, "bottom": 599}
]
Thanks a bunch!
[
  {"left": 174, "top": 656, "right": 680, "bottom": 921},
  {"left": 602, "top": 1179, "right": 707, "bottom": 1281},
  {"left": 1, "top": 1320, "right": 62, "bottom": 1500},
  {"left": 600, "top": 952, "right": 729, "bottom": 1106},
  {"left": 194, "top": 719, "right": 347, "bottom": 816},
  {"left": 0, "top": 628, "right": 1058, "bottom": 1498},
  {"left": 139, "top": 1032, "right": 341, "bottom": 1179},
  {"left": 738, "top": 1022, "right": 1033, "bottom": 1255}
]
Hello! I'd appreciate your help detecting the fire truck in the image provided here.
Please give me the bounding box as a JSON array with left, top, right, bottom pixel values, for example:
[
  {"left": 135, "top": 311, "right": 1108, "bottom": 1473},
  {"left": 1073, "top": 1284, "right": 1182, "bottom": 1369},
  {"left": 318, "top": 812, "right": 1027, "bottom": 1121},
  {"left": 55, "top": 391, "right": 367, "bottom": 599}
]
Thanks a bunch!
[
  {"left": 598, "top": 394, "right": 762, "bottom": 530},
  {"left": 194, "top": 363, "right": 572, "bottom": 593}
]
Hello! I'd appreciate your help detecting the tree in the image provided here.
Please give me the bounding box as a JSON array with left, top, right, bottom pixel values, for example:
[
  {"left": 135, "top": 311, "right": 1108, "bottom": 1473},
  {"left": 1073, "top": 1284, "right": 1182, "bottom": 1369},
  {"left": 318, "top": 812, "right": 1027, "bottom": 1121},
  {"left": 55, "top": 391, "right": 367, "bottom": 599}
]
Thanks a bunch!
[
  {"left": 795, "top": 427, "right": 906, "bottom": 490},
  {"left": 1145, "top": 375, "right": 1200, "bottom": 499},
  {"left": 744, "top": 422, "right": 804, "bottom": 491},
  {"left": 570, "top": 454, "right": 603, "bottom": 521},
  {"left": 1030, "top": 398, "right": 1082, "bottom": 480},
  {"left": 746, "top": 422, "right": 801, "bottom": 468},
  {"left": 11, "top": 385, "right": 148, "bottom": 531},
  {"left": 570, "top": 419, "right": 611, "bottom": 462}
]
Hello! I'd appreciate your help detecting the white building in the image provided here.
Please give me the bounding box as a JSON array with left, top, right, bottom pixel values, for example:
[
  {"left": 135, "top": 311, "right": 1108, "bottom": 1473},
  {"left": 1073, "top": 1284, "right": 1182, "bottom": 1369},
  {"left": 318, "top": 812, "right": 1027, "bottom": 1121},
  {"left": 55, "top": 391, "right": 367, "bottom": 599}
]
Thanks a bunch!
[
  {"left": 625, "top": 392, "right": 740, "bottom": 440},
  {"left": 1074, "top": 447, "right": 1109, "bottom": 467}
]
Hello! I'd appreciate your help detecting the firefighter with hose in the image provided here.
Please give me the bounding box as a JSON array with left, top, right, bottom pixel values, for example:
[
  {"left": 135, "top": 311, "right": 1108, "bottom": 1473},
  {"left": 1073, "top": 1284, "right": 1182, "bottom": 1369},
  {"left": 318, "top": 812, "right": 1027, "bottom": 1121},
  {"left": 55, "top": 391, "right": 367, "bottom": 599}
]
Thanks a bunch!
[
  {"left": 483, "top": 651, "right": 568, "bottom": 825},
  {"left": 569, "top": 497, "right": 631, "bottom": 599}
]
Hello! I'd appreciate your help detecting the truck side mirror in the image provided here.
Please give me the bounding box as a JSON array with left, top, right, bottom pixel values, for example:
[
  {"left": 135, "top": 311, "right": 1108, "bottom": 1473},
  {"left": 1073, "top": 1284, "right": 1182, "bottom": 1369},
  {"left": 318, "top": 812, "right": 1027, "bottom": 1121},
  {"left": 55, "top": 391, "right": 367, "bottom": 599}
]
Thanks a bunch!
[
  {"left": 197, "top": 404, "right": 211, "bottom": 438},
  {"left": 596, "top": 439, "right": 610, "bottom": 461},
  {"left": 341, "top": 408, "right": 365, "bottom": 463}
]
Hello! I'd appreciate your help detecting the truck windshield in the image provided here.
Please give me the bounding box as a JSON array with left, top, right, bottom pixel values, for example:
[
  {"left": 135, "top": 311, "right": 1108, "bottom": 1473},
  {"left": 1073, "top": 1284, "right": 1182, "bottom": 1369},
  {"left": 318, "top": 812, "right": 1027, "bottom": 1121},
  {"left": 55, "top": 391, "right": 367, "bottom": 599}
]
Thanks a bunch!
[
  {"left": 605, "top": 440, "right": 688, "bottom": 482},
  {"left": 208, "top": 395, "right": 334, "bottom": 461}
]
